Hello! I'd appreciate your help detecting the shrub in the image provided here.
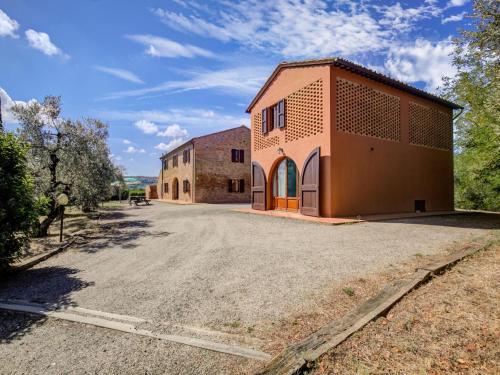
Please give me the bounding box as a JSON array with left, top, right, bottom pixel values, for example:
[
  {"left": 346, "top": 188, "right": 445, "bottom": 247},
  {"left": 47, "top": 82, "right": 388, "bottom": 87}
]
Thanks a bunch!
[
  {"left": 0, "top": 133, "right": 37, "bottom": 269},
  {"left": 129, "top": 188, "right": 145, "bottom": 197}
]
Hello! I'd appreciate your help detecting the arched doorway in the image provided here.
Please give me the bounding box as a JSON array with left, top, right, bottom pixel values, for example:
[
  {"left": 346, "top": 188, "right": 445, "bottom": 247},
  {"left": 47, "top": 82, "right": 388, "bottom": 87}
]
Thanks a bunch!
[
  {"left": 272, "top": 158, "right": 299, "bottom": 211},
  {"left": 172, "top": 178, "right": 179, "bottom": 200}
]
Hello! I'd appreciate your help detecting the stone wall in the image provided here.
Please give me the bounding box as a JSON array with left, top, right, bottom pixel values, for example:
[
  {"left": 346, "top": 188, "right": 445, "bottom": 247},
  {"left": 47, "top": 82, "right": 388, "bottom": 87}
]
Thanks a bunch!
[
  {"left": 194, "top": 126, "right": 251, "bottom": 203},
  {"left": 145, "top": 184, "right": 158, "bottom": 199},
  {"left": 158, "top": 143, "right": 194, "bottom": 202}
]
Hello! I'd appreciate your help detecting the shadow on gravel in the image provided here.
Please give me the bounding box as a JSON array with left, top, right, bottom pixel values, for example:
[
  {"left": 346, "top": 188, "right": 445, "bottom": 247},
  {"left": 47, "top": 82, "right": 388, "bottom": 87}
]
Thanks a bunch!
[
  {"left": 75, "top": 219, "right": 172, "bottom": 253},
  {"left": 380, "top": 213, "right": 500, "bottom": 230},
  {"left": 0, "top": 266, "right": 93, "bottom": 343},
  {"left": 96, "top": 210, "right": 129, "bottom": 221}
]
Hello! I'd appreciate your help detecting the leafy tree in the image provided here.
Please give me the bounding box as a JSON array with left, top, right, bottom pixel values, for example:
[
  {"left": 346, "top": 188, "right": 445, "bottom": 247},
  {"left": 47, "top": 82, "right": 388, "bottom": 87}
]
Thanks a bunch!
[
  {"left": 0, "top": 132, "right": 37, "bottom": 269},
  {"left": 58, "top": 118, "right": 115, "bottom": 212},
  {"left": 443, "top": 0, "right": 500, "bottom": 211},
  {"left": 12, "top": 96, "right": 117, "bottom": 235}
]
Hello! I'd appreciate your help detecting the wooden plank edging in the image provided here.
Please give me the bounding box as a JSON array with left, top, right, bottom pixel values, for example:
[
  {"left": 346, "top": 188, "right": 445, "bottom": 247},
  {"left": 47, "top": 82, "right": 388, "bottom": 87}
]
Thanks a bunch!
[
  {"left": 5, "top": 238, "right": 76, "bottom": 274},
  {"left": 257, "top": 242, "right": 489, "bottom": 375},
  {"left": 0, "top": 301, "right": 271, "bottom": 361}
]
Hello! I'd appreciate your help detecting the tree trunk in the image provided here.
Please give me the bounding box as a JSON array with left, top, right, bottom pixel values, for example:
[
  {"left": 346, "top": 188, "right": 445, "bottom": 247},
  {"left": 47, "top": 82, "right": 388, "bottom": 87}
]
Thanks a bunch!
[
  {"left": 35, "top": 138, "right": 62, "bottom": 237},
  {"left": 35, "top": 201, "right": 59, "bottom": 237}
]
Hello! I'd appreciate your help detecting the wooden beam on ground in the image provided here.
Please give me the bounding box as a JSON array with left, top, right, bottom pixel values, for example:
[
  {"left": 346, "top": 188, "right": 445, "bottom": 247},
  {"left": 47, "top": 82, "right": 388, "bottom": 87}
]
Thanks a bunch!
[
  {"left": 0, "top": 301, "right": 271, "bottom": 362},
  {"left": 257, "top": 242, "right": 489, "bottom": 375}
]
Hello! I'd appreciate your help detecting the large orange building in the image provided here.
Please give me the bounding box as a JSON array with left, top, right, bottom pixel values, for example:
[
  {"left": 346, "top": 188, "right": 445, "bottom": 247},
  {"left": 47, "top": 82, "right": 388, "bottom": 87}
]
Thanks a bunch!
[{"left": 247, "top": 58, "right": 462, "bottom": 217}]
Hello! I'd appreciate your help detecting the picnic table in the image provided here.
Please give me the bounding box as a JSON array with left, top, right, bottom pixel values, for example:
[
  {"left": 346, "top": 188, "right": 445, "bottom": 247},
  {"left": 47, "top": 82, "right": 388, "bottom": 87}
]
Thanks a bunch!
[{"left": 129, "top": 196, "right": 151, "bottom": 206}]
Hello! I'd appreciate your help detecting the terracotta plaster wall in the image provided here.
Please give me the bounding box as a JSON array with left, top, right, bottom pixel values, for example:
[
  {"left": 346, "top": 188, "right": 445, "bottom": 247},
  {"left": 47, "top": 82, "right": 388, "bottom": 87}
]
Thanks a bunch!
[
  {"left": 330, "top": 67, "right": 454, "bottom": 216},
  {"left": 159, "top": 144, "right": 194, "bottom": 202},
  {"left": 194, "top": 126, "right": 251, "bottom": 203},
  {"left": 250, "top": 66, "right": 333, "bottom": 217}
]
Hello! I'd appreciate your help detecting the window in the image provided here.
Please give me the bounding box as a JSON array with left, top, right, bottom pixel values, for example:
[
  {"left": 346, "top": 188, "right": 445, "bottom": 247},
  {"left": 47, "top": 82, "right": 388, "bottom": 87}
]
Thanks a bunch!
[
  {"left": 273, "top": 158, "right": 298, "bottom": 198},
  {"left": 277, "top": 99, "right": 286, "bottom": 128},
  {"left": 261, "top": 99, "right": 286, "bottom": 134},
  {"left": 228, "top": 179, "right": 245, "bottom": 193},
  {"left": 164, "top": 182, "right": 169, "bottom": 193},
  {"left": 262, "top": 108, "right": 268, "bottom": 134},
  {"left": 173, "top": 155, "right": 178, "bottom": 167},
  {"left": 183, "top": 149, "right": 190, "bottom": 163},
  {"left": 182, "top": 179, "right": 190, "bottom": 193},
  {"left": 231, "top": 149, "right": 245, "bottom": 163},
  {"left": 272, "top": 104, "right": 278, "bottom": 130},
  {"left": 162, "top": 159, "right": 168, "bottom": 170}
]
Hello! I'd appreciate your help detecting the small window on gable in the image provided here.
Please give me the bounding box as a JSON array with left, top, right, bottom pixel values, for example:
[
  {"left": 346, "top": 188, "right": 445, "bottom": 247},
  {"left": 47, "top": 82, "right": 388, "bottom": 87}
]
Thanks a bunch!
[
  {"left": 173, "top": 155, "right": 178, "bottom": 167},
  {"left": 183, "top": 149, "right": 190, "bottom": 163}
]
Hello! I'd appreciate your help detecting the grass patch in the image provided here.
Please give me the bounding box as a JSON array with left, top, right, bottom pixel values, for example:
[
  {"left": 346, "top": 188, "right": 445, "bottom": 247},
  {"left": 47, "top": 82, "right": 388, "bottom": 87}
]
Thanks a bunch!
[{"left": 342, "top": 287, "right": 355, "bottom": 297}]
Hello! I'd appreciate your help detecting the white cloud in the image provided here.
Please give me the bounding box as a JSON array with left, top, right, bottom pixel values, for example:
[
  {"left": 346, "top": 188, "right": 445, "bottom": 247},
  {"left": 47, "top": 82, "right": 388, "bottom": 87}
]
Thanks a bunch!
[
  {"left": 134, "top": 119, "right": 159, "bottom": 134},
  {"left": 98, "top": 107, "right": 249, "bottom": 130},
  {"left": 155, "top": 138, "right": 186, "bottom": 152},
  {"left": 0, "top": 9, "right": 19, "bottom": 38},
  {"left": 101, "top": 65, "right": 270, "bottom": 100},
  {"left": 122, "top": 139, "right": 131, "bottom": 144},
  {"left": 157, "top": 124, "right": 188, "bottom": 137},
  {"left": 0, "top": 87, "right": 36, "bottom": 124},
  {"left": 25, "top": 29, "right": 67, "bottom": 57},
  {"left": 153, "top": 1, "right": 444, "bottom": 58},
  {"left": 385, "top": 38, "right": 456, "bottom": 91},
  {"left": 376, "top": 3, "right": 442, "bottom": 32},
  {"left": 447, "top": 0, "right": 468, "bottom": 7},
  {"left": 110, "top": 154, "right": 123, "bottom": 161},
  {"left": 94, "top": 66, "right": 144, "bottom": 84},
  {"left": 442, "top": 11, "right": 467, "bottom": 24},
  {"left": 126, "top": 34, "right": 214, "bottom": 58},
  {"left": 125, "top": 146, "right": 146, "bottom": 154}
]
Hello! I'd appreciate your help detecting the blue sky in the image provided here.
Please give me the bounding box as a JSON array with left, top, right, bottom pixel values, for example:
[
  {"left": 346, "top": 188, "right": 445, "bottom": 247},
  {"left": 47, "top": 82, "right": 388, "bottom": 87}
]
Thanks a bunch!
[{"left": 0, "top": 0, "right": 472, "bottom": 176}]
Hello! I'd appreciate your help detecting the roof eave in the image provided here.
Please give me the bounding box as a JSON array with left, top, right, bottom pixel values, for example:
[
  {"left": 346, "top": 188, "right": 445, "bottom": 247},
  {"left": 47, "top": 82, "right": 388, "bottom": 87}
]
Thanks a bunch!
[{"left": 246, "top": 58, "right": 462, "bottom": 113}]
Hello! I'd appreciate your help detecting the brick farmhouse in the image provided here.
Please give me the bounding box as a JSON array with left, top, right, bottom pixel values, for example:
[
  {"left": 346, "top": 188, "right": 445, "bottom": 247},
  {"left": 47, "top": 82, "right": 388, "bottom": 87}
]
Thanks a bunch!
[
  {"left": 157, "top": 126, "right": 251, "bottom": 203},
  {"left": 247, "top": 58, "right": 462, "bottom": 217}
]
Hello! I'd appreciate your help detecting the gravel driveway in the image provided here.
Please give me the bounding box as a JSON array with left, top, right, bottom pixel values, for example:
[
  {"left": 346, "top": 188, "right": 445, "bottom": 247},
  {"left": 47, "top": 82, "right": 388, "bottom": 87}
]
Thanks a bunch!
[{"left": 0, "top": 203, "right": 497, "bottom": 374}]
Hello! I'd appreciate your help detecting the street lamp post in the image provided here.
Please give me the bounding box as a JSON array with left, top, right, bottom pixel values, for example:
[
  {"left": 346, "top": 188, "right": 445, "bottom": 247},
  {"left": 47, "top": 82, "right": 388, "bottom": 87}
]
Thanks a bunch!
[{"left": 57, "top": 193, "right": 69, "bottom": 242}]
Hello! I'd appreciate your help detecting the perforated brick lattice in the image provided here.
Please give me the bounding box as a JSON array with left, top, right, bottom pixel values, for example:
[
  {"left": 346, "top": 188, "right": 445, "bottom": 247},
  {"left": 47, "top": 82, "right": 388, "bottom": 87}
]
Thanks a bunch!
[
  {"left": 336, "top": 78, "right": 401, "bottom": 141},
  {"left": 285, "top": 79, "right": 324, "bottom": 143},
  {"left": 409, "top": 102, "right": 452, "bottom": 150},
  {"left": 253, "top": 111, "right": 280, "bottom": 151}
]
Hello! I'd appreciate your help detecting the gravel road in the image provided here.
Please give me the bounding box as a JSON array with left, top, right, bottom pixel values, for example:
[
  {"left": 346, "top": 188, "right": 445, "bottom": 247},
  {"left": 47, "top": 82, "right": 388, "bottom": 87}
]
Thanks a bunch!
[{"left": 0, "top": 203, "right": 497, "bottom": 374}]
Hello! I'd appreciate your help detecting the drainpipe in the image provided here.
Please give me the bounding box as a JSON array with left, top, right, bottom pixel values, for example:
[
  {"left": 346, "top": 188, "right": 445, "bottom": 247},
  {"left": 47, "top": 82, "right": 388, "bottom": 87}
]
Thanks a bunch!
[
  {"left": 192, "top": 144, "right": 195, "bottom": 203},
  {"left": 453, "top": 107, "right": 464, "bottom": 121},
  {"left": 160, "top": 156, "right": 164, "bottom": 199}
]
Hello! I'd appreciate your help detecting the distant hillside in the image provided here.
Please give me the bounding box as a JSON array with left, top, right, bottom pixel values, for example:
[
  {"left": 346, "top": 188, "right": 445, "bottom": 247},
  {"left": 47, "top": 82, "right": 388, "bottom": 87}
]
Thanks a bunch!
[{"left": 124, "top": 176, "right": 158, "bottom": 190}]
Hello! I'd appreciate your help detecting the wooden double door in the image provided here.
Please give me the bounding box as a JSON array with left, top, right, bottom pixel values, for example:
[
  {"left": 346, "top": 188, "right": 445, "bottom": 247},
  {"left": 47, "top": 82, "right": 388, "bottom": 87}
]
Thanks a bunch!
[{"left": 251, "top": 147, "right": 320, "bottom": 216}]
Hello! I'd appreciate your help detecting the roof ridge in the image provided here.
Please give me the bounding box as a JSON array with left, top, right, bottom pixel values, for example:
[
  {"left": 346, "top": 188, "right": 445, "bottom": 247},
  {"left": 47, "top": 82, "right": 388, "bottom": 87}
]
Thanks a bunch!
[
  {"left": 159, "top": 125, "right": 249, "bottom": 159},
  {"left": 246, "top": 57, "right": 461, "bottom": 112}
]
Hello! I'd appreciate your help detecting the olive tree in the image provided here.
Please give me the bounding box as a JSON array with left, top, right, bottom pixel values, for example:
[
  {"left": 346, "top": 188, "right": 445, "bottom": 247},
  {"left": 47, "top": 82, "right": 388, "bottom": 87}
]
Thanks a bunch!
[
  {"left": 12, "top": 96, "right": 116, "bottom": 235},
  {"left": 442, "top": 0, "right": 500, "bottom": 211}
]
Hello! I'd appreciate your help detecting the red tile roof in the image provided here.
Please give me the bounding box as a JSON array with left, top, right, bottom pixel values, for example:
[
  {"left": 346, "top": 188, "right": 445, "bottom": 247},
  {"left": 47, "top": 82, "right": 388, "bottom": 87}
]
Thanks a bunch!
[{"left": 246, "top": 58, "right": 462, "bottom": 113}]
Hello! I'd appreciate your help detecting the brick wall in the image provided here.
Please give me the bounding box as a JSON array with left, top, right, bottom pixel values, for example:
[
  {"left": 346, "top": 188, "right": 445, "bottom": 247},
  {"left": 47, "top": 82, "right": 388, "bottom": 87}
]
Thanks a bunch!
[
  {"left": 194, "top": 126, "right": 251, "bottom": 203},
  {"left": 158, "top": 143, "right": 194, "bottom": 202},
  {"left": 145, "top": 184, "right": 158, "bottom": 199}
]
